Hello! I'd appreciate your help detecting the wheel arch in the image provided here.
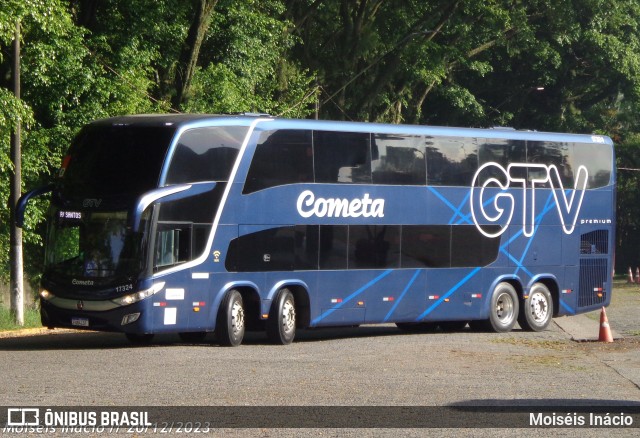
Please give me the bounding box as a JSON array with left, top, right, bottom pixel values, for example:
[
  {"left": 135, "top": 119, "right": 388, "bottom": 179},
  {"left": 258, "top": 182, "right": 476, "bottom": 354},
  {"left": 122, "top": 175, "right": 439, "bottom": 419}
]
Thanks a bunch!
[
  {"left": 215, "top": 281, "right": 261, "bottom": 330},
  {"left": 268, "top": 280, "right": 311, "bottom": 329},
  {"left": 486, "top": 275, "right": 524, "bottom": 309}
]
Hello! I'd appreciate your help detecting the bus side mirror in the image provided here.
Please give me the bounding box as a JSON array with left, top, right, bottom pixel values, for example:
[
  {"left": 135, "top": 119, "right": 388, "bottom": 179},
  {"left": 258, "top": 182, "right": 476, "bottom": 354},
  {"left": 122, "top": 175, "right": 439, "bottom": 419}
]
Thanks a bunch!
[
  {"left": 129, "top": 181, "right": 217, "bottom": 232},
  {"left": 16, "top": 184, "right": 54, "bottom": 228}
]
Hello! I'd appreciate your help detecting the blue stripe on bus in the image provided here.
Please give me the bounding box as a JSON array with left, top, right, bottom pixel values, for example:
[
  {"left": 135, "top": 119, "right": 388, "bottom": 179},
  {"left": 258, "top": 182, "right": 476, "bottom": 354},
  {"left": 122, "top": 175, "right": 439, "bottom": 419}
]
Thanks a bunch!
[
  {"left": 449, "top": 192, "right": 472, "bottom": 225},
  {"left": 559, "top": 299, "right": 575, "bottom": 315},
  {"left": 500, "top": 193, "right": 555, "bottom": 279},
  {"left": 382, "top": 269, "right": 422, "bottom": 322},
  {"left": 416, "top": 267, "right": 481, "bottom": 321},
  {"left": 311, "top": 269, "right": 393, "bottom": 325}
]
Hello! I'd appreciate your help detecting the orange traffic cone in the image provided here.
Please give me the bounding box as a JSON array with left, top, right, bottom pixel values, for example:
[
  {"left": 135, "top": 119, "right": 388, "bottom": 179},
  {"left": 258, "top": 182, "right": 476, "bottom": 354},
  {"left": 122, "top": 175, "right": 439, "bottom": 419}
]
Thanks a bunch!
[
  {"left": 599, "top": 307, "right": 613, "bottom": 343},
  {"left": 628, "top": 267, "right": 635, "bottom": 284},
  {"left": 636, "top": 268, "right": 640, "bottom": 284}
]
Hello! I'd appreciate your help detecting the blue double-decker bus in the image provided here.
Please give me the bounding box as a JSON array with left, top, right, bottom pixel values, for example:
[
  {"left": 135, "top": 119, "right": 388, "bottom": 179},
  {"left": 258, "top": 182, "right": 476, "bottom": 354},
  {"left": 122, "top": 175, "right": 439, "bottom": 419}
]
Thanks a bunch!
[{"left": 17, "top": 115, "right": 615, "bottom": 345}]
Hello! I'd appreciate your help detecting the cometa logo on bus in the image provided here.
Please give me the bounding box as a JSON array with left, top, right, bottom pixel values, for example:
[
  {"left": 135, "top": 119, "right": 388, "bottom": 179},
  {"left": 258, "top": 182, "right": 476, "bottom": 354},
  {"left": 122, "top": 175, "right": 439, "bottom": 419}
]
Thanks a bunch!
[
  {"left": 471, "top": 162, "right": 588, "bottom": 238},
  {"left": 297, "top": 190, "right": 385, "bottom": 218}
]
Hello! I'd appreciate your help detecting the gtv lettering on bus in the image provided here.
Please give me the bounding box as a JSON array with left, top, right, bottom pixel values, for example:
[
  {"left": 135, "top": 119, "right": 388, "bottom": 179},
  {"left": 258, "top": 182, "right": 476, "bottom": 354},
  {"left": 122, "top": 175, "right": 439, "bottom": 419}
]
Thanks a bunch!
[
  {"left": 471, "top": 162, "right": 588, "bottom": 238},
  {"left": 297, "top": 190, "right": 385, "bottom": 218}
]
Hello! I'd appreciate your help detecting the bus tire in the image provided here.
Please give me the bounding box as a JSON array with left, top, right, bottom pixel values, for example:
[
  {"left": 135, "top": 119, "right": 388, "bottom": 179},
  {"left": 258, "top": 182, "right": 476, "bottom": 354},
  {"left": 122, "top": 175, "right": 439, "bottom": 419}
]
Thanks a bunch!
[
  {"left": 518, "top": 282, "right": 553, "bottom": 331},
  {"left": 487, "top": 282, "right": 519, "bottom": 333},
  {"left": 267, "top": 289, "right": 296, "bottom": 345},
  {"left": 215, "top": 290, "right": 245, "bottom": 347}
]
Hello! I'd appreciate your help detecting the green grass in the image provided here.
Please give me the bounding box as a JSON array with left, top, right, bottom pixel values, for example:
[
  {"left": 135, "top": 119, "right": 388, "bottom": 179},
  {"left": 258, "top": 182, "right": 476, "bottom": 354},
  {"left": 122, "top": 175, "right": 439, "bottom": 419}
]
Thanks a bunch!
[{"left": 0, "top": 306, "right": 42, "bottom": 331}]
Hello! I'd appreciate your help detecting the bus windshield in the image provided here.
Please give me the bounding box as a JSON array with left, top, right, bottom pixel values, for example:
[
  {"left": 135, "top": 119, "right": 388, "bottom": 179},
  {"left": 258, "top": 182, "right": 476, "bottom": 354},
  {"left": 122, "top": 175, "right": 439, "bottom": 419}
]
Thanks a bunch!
[{"left": 45, "top": 209, "right": 149, "bottom": 283}]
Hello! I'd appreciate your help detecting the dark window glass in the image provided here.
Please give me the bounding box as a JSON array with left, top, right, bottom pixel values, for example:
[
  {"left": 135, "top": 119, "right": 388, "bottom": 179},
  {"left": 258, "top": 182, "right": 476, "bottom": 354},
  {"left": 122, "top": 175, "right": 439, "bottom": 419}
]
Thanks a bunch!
[
  {"left": 401, "top": 226, "right": 451, "bottom": 268},
  {"left": 61, "top": 125, "right": 175, "bottom": 200},
  {"left": 294, "top": 225, "right": 319, "bottom": 270},
  {"left": 166, "top": 126, "right": 247, "bottom": 184},
  {"left": 314, "top": 131, "right": 371, "bottom": 183},
  {"left": 243, "top": 130, "right": 314, "bottom": 194},
  {"left": 226, "top": 226, "right": 295, "bottom": 272},
  {"left": 349, "top": 225, "right": 400, "bottom": 269},
  {"left": 154, "top": 222, "right": 192, "bottom": 269},
  {"left": 571, "top": 143, "right": 612, "bottom": 188},
  {"left": 372, "top": 134, "right": 426, "bottom": 185},
  {"left": 478, "top": 139, "right": 527, "bottom": 182},
  {"left": 319, "top": 225, "right": 348, "bottom": 270},
  {"left": 450, "top": 225, "right": 500, "bottom": 267},
  {"left": 153, "top": 186, "right": 225, "bottom": 271},
  {"left": 527, "top": 141, "right": 573, "bottom": 188},
  {"left": 426, "top": 137, "right": 477, "bottom": 186}
]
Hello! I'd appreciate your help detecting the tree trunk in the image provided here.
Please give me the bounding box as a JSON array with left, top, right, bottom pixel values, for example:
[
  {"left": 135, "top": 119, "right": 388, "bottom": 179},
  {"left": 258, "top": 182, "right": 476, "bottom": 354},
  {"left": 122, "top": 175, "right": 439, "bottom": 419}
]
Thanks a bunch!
[{"left": 172, "top": 0, "right": 219, "bottom": 110}]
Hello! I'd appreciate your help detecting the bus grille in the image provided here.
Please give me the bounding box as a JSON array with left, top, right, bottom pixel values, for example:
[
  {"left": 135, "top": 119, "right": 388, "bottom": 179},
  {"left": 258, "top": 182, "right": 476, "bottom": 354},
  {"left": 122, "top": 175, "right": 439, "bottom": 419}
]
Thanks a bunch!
[
  {"left": 578, "top": 258, "right": 608, "bottom": 308},
  {"left": 580, "top": 230, "right": 609, "bottom": 255}
]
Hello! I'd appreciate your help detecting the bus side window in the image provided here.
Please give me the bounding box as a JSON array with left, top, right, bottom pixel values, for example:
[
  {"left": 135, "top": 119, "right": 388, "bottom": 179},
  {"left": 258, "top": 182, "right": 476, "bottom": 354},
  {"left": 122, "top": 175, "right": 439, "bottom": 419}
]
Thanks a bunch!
[
  {"left": 479, "top": 139, "right": 527, "bottom": 182},
  {"left": 314, "top": 131, "right": 372, "bottom": 184},
  {"left": 166, "top": 126, "right": 246, "bottom": 184},
  {"left": 527, "top": 141, "right": 573, "bottom": 188},
  {"left": 243, "top": 130, "right": 314, "bottom": 194},
  {"left": 154, "top": 223, "right": 191, "bottom": 269},
  {"left": 426, "top": 137, "right": 477, "bottom": 186},
  {"left": 372, "top": 134, "right": 426, "bottom": 185}
]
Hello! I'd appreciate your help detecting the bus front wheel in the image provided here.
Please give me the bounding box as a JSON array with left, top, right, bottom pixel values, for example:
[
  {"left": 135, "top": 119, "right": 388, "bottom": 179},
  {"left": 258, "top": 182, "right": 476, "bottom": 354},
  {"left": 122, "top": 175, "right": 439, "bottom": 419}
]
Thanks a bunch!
[
  {"left": 267, "top": 289, "right": 296, "bottom": 345},
  {"left": 518, "top": 282, "right": 553, "bottom": 331},
  {"left": 215, "top": 290, "right": 245, "bottom": 347},
  {"left": 487, "top": 282, "right": 519, "bottom": 333}
]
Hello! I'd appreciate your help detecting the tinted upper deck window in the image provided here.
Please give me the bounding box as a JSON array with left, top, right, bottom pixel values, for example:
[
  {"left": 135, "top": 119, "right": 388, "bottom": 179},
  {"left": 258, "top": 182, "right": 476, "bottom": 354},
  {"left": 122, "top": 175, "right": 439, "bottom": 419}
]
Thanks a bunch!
[
  {"left": 243, "top": 130, "right": 313, "bottom": 194},
  {"left": 372, "top": 134, "right": 426, "bottom": 185},
  {"left": 314, "top": 131, "right": 372, "bottom": 184},
  {"left": 426, "top": 137, "right": 477, "bottom": 186},
  {"left": 61, "top": 125, "right": 175, "bottom": 200},
  {"left": 166, "top": 126, "right": 247, "bottom": 184}
]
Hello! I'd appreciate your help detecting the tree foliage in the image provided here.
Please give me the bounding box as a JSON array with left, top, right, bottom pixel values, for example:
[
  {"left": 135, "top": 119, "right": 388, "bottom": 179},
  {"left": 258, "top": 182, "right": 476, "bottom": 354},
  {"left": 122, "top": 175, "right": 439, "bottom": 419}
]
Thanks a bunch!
[{"left": 2, "top": 0, "right": 640, "bottom": 284}]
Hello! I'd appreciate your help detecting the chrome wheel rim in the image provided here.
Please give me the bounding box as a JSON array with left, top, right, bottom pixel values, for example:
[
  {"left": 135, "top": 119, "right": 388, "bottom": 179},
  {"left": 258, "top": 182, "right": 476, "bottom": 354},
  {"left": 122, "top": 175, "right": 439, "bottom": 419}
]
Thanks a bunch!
[
  {"left": 495, "top": 291, "right": 515, "bottom": 324},
  {"left": 530, "top": 291, "right": 548, "bottom": 322},
  {"left": 231, "top": 300, "right": 244, "bottom": 334},
  {"left": 282, "top": 298, "right": 296, "bottom": 334}
]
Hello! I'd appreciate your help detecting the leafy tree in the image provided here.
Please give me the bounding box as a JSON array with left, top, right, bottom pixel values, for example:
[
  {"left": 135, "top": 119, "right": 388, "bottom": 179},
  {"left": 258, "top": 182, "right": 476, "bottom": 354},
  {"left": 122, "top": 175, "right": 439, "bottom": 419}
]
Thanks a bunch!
[{"left": 3, "top": 0, "right": 640, "bottom": 283}]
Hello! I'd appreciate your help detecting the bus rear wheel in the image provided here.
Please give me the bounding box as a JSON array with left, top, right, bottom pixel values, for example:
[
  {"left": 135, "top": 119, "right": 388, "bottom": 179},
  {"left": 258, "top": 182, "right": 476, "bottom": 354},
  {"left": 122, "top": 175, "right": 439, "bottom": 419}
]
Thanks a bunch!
[
  {"left": 267, "top": 289, "right": 296, "bottom": 345},
  {"left": 487, "top": 282, "right": 519, "bottom": 333},
  {"left": 518, "top": 283, "right": 553, "bottom": 331},
  {"left": 215, "top": 290, "right": 245, "bottom": 347}
]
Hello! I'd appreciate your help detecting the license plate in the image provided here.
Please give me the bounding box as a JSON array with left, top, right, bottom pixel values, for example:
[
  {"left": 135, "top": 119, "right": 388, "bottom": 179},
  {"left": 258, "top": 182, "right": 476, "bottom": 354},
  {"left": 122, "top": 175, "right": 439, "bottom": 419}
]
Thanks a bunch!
[{"left": 71, "top": 317, "right": 89, "bottom": 327}]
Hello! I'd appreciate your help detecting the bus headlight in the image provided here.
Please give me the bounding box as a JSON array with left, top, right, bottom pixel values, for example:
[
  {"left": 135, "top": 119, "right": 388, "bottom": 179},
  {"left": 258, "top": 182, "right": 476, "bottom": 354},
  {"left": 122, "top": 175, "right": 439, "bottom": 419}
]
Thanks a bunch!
[
  {"left": 112, "top": 282, "right": 165, "bottom": 307},
  {"left": 40, "top": 289, "right": 55, "bottom": 301}
]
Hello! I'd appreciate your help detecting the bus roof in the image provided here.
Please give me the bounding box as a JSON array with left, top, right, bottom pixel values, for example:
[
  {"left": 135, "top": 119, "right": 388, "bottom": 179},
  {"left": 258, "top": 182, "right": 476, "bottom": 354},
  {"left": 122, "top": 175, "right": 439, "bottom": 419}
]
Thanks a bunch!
[{"left": 89, "top": 114, "right": 613, "bottom": 146}]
